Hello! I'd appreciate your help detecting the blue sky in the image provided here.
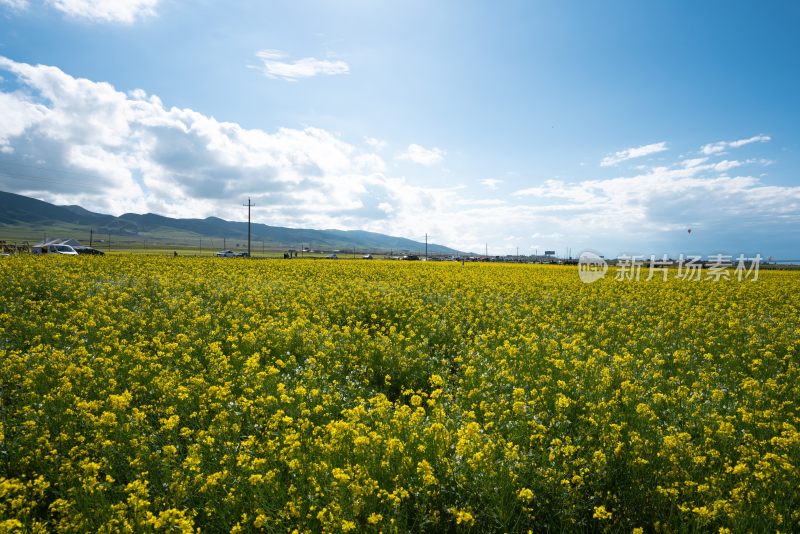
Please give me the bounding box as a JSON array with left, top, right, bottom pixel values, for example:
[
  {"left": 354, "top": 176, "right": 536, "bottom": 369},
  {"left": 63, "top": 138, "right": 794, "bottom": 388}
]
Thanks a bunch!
[{"left": 0, "top": 0, "right": 798, "bottom": 257}]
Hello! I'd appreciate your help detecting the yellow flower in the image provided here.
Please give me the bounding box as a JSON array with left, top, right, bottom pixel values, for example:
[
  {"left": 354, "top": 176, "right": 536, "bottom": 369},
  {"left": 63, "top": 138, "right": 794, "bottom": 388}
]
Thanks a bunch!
[
  {"left": 593, "top": 505, "right": 612, "bottom": 520},
  {"left": 454, "top": 509, "right": 475, "bottom": 526},
  {"left": 518, "top": 488, "right": 534, "bottom": 502}
]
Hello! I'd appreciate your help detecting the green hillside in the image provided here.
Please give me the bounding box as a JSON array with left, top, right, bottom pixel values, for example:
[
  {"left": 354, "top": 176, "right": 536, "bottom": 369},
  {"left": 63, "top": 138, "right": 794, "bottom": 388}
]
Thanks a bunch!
[{"left": 0, "top": 191, "right": 463, "bottom": 255}]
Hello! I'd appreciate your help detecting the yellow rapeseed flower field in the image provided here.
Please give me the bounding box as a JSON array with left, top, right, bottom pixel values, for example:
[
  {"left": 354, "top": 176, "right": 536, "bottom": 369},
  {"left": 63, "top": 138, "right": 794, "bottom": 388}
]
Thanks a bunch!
[{"left": 0, "top": 256, "right": 798, "bottom": 532}]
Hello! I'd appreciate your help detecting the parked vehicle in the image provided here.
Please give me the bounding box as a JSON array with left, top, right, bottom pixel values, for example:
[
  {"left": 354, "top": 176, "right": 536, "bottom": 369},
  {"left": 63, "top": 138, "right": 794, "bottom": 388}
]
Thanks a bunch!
[
  {"left": 216, "top": 250, "right": 235, "bottom": 257},
  {"left": 74, "top": 246, "right": 105, "bottom": 255},
  {"left": 48, "top": 244, "right": 78, "bottom": 255},
  {"left": 233, "top": 252, "right": 250, "bottom": 258}
]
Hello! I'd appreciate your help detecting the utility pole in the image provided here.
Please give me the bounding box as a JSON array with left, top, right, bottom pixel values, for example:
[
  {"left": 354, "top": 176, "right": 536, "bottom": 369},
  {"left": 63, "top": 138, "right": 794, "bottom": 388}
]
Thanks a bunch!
[
  {"left": 425, "top": 233, "right": 428, "bottom": 261},
  {"left": 199, "top": 238, "right": 202, "bottom": 256},
  {"left": 485, "top": 243, "right": 488, "bottom": 257},
  {"left": 243, "top": 197, "right": 254, "bottom": 257},
  {"left": 89, "top": 228, "right": 93, "bottom": 247},
  {"left": 223, "top": 237, "right": 226, "bottom": 250},
  {"left": 108, "top": 232, "right": 111, "bottom": 252}
]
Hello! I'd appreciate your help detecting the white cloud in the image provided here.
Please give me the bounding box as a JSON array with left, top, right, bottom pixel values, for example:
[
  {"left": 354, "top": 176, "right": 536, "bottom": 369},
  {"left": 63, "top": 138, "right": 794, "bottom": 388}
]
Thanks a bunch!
[
  {"left": 0, "top": 0, "right": 29, "bottom": 9},
  {"left": 1, "top": 0, "right": 157, "bottom": 22},
  {"left": 701, "top": 134, "right": 770, "bottom": 156},
  {"left": 681, "top": 157, "right": 708, "bottom": 168},
  {"left": 711, "top": 159, "right": 744, "bottom": 172},
  {"left": 0, "top": 91, "right": 48, "bottom": 151},
  {"left": 0, "top": 56, "right": 426, "bottom": 230},
  {"left": 364, "top": 136, "right": 386, "bottom": 151},
  {"left": 0, "top": 56, "right": 796, "bottom": 257},
  {"left": 45, "top": 0, "right": 157, "bottom": 23},
  {"left": 600, "top": 142, "right": 668, "bottom": 167},
  {"left": 354, "top": 153, "right": 386, "bottom": 173},
  {"left": 508, "top": 155, "right": 796, "bottom": 253},
  {"left": 480, "top": 178, "right": 502, "bottom": 189},
  {"left": 397, "top": 144, "right": 445, "bottom": 166},
  {"left": 730, "top": 134, "right": 771, "bottom": 148},
  {"left": 701, "top": 143, "right": 726, "bottom": 155},
  {"left": 254, "top": 49, "right": 349, "bottom": 82}
]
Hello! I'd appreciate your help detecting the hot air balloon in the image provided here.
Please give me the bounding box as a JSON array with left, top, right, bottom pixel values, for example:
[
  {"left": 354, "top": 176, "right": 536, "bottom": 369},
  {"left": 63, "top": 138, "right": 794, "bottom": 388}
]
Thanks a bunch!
[{"left": 687, "top": 228, "right": 692, "bottom": 235}]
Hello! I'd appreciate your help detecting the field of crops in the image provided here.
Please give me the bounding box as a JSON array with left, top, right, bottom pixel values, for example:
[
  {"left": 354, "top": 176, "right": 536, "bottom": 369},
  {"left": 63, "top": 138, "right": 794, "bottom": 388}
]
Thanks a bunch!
[{"left": 1, "top": 256, "right": 798, "bottom": 532}]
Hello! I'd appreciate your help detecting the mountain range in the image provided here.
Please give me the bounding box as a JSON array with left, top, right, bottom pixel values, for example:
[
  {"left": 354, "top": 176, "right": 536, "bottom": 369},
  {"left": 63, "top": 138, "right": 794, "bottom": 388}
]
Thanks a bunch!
[{"left": 0, "top": 190, "right": 463, "bottom": 255}]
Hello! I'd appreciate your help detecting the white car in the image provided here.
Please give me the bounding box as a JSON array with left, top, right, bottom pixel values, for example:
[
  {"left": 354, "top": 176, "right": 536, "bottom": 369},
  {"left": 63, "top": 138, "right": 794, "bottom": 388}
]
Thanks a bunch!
[
  {"left": 48, "top": 244, "right": 78, "bottom": 255},
  {"left": 216, "top": 250, "right": 235, "bottom": 257}
]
